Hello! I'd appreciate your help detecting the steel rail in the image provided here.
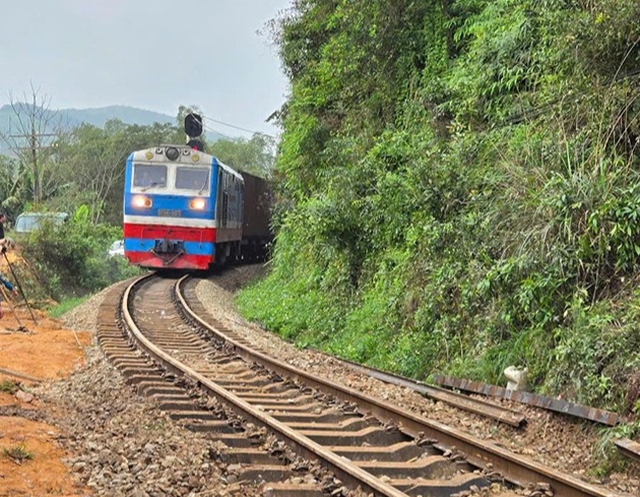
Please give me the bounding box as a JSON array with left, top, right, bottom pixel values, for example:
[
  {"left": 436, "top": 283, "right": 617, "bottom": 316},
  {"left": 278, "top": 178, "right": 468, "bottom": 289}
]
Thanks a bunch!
[
  {"left": 432, "top": 375, "right": 620, "bottom": 427},
  {"left": 315, "top": 353, "right": 526, "bottom": 427},
  {"left": 177, "top": 275, "right": 620, "bottom": 497},
  {"left": 122, "top": 274, "right": 409, "bottom": 497},
  {"left": 614, "top": 438, "right": 640, "bottom": 462}
]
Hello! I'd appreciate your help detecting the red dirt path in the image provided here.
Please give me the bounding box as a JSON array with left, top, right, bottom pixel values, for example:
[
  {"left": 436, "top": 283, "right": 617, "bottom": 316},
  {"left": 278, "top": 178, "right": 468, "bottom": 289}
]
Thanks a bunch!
[{"left": 0, "top": 302, "right": 91, "bottom": 497}]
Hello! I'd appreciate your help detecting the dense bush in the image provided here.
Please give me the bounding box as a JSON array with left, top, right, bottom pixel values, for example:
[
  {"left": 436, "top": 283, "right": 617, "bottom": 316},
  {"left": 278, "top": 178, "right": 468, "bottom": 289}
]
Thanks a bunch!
[
  {"left": 239, "top": 0, "right": 640, "bottom": 421},
  {"left": 18, "top": 208, "right": 142, "bottom": 301}
]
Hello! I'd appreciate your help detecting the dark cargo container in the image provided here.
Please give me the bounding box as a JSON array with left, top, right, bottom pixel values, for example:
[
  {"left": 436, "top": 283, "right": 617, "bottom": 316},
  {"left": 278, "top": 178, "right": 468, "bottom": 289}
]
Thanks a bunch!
[{"left": 240, "top": 171, "right": 272, "bottom": 242}]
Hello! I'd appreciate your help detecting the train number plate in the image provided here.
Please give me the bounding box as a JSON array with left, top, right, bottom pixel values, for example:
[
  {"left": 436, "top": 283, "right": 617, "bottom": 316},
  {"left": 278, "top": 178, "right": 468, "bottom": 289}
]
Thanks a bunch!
[{"left": 157, "top": 209, "right": 183, "bottom": 217}]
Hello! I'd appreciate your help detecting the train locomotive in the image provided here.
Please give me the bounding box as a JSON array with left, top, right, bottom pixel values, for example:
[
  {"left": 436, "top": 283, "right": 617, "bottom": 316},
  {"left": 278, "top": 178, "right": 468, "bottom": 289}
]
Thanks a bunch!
[{"left": 123, "top": 139, "right": 271, "bottom": 271}]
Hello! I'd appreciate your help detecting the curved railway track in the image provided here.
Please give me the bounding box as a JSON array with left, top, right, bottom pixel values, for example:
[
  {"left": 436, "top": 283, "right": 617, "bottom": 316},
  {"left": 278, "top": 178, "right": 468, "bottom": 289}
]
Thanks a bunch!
[{"left": 96, "top": 273, "right": 621, "bottom": 497}]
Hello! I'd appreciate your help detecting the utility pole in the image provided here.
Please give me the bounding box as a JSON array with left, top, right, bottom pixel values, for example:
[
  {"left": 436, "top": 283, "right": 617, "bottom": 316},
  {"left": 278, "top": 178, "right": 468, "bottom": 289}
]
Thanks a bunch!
[{"left": 0, "top": 86, "right": 64, "bottom": 204}]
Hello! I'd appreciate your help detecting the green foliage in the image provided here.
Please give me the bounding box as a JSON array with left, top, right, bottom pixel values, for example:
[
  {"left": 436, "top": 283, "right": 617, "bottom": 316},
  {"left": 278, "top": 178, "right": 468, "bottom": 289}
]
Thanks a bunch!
[
  {"left": 19, "top": 207, "right": 143, "bottom": 300},
  {"left": 0, "top": 379, "right": 19, "bottom": 394},
  {"left": 210, "top": 134, "right": 276, "bottom": 177},
  {"left": 47, "top": 296, "right": 90, "bottom": 318},
  {"left": 240, "top": 0, "right": 640, "bottom": 435},
  {"left": 2, "top": 443, "right": 33, "bottom": 462}
]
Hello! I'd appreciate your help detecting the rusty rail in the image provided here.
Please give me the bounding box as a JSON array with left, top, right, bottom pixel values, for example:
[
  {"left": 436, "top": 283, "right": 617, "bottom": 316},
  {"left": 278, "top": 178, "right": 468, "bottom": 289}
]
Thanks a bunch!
[
  {"left": 614, "top": 438, "right": 640, "bottom": 462},
  {"left": 326, "top": 356, "right": 526, "bottom": 427},
  {"left": 432, "top": 375, "right": 620, "bottom": 426}
]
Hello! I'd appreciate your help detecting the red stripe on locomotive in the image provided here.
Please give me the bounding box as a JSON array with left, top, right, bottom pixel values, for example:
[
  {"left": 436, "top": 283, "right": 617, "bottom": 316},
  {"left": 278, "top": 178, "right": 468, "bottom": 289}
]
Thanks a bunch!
[{"left": 124, "top": 223, "right": 216, "bottom": 242}]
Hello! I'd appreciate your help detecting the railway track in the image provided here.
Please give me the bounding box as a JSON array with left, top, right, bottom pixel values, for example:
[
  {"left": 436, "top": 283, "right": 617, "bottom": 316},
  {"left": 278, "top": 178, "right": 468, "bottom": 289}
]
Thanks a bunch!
[
  {"left": 96, "top": 273, "right": 622, "bottom": 497},
  {"left": 307, "top": 352, "right": 527, "bottom": 427}
]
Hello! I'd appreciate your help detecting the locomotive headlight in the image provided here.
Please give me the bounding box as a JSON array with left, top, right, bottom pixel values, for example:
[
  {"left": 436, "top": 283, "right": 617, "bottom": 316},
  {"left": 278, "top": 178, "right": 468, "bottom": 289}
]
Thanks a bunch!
[
  {"left": 132, "top": 195, "right": 152, "bottom": 208},
  {"left": 189, "top": 198, "right": 206, "bottom": 211}
]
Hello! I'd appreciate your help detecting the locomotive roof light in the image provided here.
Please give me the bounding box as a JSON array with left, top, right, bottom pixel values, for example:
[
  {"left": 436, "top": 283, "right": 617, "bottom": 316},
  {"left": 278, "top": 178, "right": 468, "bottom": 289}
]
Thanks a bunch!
[
  {"left": 189, "top": 198, "right": 206, "bottom": 211},
  {"left": 155, "top": 148, "right": 164, "bottom": 154},
  {"left": 187, "top": 138, "right": 204, "bottom": 152},
  {"left": 165, "top": 147, "right": 180, "bottom": 161},
  {"left": 132, "top": 195, "right": 152, "bottom": 208},
  {"left": 182, "top": 148, "right": 191, "bottom": 156},
  {"left": 192, "top": 154, "right": 200, "bottom": 162},
  {"left": 145, "top": 151, "right": 154, "bottom": 160}
]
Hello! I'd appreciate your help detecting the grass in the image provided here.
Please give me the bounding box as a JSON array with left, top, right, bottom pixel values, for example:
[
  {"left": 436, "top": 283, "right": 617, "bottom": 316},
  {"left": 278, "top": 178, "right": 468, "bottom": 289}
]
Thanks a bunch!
[
  {"left": 2, "top": 444, "right": 33, "bottom": 463},
  {"left": 0, "top": 379, "right": 19, "bottom": 394},
  {"left": 47, "top": 296, "right": 90, "bottom": 318}
]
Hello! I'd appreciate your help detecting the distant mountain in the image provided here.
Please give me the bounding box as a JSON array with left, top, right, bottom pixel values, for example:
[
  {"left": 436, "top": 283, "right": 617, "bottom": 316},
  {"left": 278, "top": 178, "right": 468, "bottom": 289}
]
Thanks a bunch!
[
  {"left": 0, "top": 104, "right": 226, "bottom": 152},
  {"left": 59, "top": 105, "right": 176, "bottom": 128}
]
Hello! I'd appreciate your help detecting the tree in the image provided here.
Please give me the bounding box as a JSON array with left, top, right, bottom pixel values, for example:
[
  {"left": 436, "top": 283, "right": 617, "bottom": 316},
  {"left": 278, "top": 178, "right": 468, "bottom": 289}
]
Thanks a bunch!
[
  {"left": 0, "top": 155, "right": 21, "bottom": 218},
  {"left": 55, "top": 121, "right": 131, "bottom": 223},
  {"left": 210, "top": 133, "right": 276, "bottom": 177},
  {"left": 0, "top": 85, "right": 69, "bottom": 204}
]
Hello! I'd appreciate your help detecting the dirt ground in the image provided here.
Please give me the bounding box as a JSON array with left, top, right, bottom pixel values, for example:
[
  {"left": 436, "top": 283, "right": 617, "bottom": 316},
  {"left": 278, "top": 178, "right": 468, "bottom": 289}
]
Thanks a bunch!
[{"left": 0, "top": 299, "right": 92, "bottom": 497}]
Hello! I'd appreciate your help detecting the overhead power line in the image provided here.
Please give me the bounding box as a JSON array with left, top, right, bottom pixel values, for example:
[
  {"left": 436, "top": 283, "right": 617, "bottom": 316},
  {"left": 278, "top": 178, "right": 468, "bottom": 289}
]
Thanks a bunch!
[
  {"left": 201, "top": 123, "right": 236, "bottom": 141},
  {"left": 201, "top": 115, "right": 276, "bottom": 139}
]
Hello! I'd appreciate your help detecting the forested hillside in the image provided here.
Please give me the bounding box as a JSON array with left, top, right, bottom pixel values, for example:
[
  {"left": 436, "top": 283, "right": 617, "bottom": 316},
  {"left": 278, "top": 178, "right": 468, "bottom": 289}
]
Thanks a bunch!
[{"left": 238, "top": 0, "right": 640, "bottom": 416}]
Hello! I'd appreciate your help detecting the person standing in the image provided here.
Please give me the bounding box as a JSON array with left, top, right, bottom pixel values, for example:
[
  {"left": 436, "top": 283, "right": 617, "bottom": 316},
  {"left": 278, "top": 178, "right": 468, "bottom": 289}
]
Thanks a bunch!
[
  {"left": 0, "top": 270, "right": 18, "bottom": 319},
  {"left": 0, "top": 213, "right": 15, "bottom": 252}
]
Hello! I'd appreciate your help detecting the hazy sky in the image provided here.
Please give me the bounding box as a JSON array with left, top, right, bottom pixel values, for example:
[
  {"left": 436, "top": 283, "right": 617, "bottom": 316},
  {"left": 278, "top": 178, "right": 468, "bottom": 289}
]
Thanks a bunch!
[{"left": 0, "top": 1, "right": 292, "bottom": 138}]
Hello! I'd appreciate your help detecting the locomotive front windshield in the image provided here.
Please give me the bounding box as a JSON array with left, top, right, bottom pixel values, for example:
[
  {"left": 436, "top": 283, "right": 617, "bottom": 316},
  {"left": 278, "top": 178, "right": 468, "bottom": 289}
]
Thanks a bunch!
[
  {"left": 176, "top": 167, "right": 210, "bottom": 191},
  {"left": 133, "top": 164, "right": 167, "bottom": 188}
]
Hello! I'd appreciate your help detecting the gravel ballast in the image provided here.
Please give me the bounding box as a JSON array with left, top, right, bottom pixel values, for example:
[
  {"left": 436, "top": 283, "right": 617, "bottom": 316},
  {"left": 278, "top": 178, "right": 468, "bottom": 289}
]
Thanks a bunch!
[{"left": 55, "top": 266, "right": 640, "bottom": 496}]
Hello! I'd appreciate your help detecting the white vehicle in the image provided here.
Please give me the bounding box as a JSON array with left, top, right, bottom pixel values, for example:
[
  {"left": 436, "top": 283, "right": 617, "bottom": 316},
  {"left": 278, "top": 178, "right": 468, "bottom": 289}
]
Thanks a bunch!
[
  {"left": 14, "top": 212, "right": 69, "bottom": 234},
  {"left": 107, "top": 240, "right": 125, "bottom": 258}
]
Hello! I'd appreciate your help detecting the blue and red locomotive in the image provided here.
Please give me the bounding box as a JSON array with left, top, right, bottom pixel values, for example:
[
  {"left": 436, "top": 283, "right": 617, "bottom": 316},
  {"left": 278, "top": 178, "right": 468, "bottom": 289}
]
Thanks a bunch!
[{"left": 123, "top": 142, "right": 271, "bottom": 271}]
